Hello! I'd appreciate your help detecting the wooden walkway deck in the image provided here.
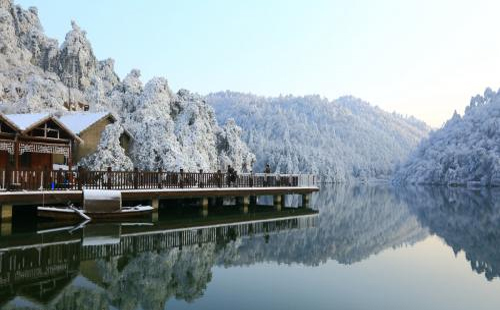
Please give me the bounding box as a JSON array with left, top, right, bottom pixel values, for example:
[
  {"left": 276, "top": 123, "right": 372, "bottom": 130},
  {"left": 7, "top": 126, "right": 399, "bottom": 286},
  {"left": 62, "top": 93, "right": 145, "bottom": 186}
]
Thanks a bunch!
[
  {"left": 0, "top": 170, "right": 318, "bottom": 230},
  {"left": 0, "top": 169, "right": 316, "bottom": 191},
  {"left": 0, "top": 186, "right": 318, "bottom": 204},
  {"left": 0, "top": 169, "right": 318, "bottom": 205}
]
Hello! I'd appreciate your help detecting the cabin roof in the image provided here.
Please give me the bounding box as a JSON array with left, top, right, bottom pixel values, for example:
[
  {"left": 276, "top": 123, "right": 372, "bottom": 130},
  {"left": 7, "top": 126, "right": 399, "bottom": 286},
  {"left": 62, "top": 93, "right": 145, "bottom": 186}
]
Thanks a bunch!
[
  {"left": 4, "top": 113, "right": 84, "bottom": 143},
  {"left": 0, "top": 113, "right": 22, "bottom": 132},
  {"left": 4, "top": 113, "right": 49, "bottom": 131},
  {"left": 0, "top": 112, "right": 131, "bottom": 142},
  {"left": 58, "top": 112, "right": 113, "bottom": 135}
]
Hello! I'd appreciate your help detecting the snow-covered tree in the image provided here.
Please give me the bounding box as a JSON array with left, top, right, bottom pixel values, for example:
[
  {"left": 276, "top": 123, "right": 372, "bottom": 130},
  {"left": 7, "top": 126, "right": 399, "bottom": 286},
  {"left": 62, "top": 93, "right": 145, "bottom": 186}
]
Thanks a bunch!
[
  {"left": 78, "top": 123, "right": 133, "bottom": 170},
  {"left": 395, "top": 87, "right": 500, "bottom": 186},
  {"left": 0, "top": 1, "right": 255, "bottom": 172},
  {"left": 206, "top": 92, "right": 430, "bottom": 182}
]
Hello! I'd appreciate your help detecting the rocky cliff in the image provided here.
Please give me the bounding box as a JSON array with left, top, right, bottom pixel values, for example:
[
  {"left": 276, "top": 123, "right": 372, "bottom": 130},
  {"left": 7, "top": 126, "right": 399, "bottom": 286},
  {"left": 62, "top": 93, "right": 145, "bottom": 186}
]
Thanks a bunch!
[{"left": 0, "top": 0, "right": 254, "bottom": 171}]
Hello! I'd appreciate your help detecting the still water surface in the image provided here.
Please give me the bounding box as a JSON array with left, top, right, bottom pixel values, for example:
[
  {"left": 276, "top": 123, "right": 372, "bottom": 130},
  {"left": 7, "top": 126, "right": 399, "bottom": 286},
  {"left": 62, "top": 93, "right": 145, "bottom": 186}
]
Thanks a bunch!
[{"left": 1, "top": 184, "right": 500, "bottom": 310}]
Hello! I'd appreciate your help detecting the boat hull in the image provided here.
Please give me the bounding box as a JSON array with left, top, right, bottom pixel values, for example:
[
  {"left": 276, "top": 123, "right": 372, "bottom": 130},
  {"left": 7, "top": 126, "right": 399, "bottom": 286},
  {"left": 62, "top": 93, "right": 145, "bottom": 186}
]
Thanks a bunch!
[{"left": 38, "top": 206, "right": 154, "bottom": 222}]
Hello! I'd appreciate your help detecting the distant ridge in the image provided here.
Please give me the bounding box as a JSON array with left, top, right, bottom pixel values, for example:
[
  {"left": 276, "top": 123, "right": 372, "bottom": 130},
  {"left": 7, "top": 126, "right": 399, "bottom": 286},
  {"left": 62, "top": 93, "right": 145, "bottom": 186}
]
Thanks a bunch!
[{"left": 206, "top": 91, "right": 430, "bottom": 182}]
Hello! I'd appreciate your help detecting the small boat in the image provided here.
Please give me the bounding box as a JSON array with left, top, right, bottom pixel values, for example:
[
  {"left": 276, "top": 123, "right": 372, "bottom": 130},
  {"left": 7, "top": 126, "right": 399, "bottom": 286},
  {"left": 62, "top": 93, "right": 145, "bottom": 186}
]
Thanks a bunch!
[
  {"left": 37, "top": 205, "right": 154, "bottom": 221},
  {"left": 37, "top": 189, "right": 154, "bottom": 221}
]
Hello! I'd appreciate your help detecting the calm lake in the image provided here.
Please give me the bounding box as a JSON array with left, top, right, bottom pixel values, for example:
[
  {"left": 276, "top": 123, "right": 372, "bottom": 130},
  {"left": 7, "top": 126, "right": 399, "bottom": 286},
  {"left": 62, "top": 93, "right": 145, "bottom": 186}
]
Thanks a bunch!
[{"left": 1, "top": 184, "right": 500, "bottom": 310}]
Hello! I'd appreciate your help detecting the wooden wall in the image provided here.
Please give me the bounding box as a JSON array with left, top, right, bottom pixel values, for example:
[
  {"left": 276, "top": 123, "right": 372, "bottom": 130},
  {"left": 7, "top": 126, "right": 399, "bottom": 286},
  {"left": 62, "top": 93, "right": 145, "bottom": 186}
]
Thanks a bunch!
[
  {"left": 29, "top": 153, "right": 52, "bottom": 170},
  {"left": 73, "top": 117, "right": 131, "bottom": 164},
  {"left": 73, "top": 117, "right": 111, "bottom": 163},
  {"left": 0, "top": 151, "right": 8, "bottom": 168}
]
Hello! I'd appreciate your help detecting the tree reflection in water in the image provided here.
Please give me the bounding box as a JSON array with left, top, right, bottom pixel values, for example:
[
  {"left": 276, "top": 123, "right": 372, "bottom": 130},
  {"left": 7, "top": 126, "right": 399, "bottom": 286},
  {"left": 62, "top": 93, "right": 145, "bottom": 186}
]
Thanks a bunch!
[
  {"left": 2, "top": 184, "right": 500, "bottom": 309},
  {"left": 398, "top": 185, "right": 500, "bottom": 281}
]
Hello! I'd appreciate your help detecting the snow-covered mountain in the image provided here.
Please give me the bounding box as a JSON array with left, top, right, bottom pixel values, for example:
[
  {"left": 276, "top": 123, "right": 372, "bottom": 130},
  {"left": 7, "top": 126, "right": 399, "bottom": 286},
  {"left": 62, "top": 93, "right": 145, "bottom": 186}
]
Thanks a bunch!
[
  {"left": 394, "top": 88, "right": 500, "bottom": 186},
  {"left": 206, "top": 91, "right": 430, "bottom": 182},
  {"left": 0, "top": 1, "right": 254, "bottom": 171}
]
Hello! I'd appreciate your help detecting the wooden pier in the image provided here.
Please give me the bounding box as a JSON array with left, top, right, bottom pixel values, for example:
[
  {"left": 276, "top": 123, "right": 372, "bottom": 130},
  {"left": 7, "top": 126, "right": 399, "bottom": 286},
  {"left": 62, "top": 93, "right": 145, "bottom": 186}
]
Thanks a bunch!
[
  {"left": 0, "top": 169, "right": 319, "bottom": 229},
  {"left": 0, "top": 168, "right": 316, "bottom": 191}
]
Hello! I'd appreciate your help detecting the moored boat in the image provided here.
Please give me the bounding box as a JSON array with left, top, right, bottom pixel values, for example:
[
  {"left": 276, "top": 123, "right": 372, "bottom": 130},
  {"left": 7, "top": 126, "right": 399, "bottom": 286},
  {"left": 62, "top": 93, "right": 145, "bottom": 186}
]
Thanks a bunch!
[
  {"left": 37, "top": 205, "right": 154, "bottom": 221},
  {"left": 37, "top": 189, "right": 153, "bottom": 221}
]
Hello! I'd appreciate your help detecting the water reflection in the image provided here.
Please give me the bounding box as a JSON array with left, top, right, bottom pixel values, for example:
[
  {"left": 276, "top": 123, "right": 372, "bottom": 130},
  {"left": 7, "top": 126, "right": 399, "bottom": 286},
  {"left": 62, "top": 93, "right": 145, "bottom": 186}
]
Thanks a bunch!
[
  {"left": 0, "top": 208, "right": 317, "bottom": 310},
  {"left": 224, "top": 184, "right": 427, "bottom": 266},
  {"left": 398, "top": 186, "right": 500, "bottom": 281},
  {"left": 1, "top": 184, "right": 500, "bottom": 309}
]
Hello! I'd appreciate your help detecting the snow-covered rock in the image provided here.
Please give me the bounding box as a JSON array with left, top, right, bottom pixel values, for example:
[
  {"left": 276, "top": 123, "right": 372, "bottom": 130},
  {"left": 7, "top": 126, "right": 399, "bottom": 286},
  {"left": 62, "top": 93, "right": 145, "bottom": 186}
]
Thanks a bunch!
[
  {"left": 394, "top": 87, "right": 500, "bottom": 186},
  {"left": 0, "top": 1, "right": 254, "bottom": 172},
  {"left": 78, "top": 123, "right": 134, "bottom": 171},
  {"left": 217, "top": 119, "right": 256, "bottom": 172},
  {"left": 206, "top": 92, "right": 430, "bottom": 182}
]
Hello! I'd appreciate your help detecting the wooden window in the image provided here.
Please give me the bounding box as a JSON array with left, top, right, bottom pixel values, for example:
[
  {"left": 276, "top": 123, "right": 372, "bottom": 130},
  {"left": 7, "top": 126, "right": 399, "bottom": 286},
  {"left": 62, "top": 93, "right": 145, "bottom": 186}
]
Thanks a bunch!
[{"left": 20, "top": 153, "right": 31, "bottom": 167}]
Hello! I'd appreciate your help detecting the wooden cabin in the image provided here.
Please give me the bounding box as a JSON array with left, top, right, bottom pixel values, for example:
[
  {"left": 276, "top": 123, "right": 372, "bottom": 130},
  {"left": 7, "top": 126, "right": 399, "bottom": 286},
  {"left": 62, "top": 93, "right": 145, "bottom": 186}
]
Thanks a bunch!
[
  {"left": 0, "top": 112, "right": 131, "bottom": 171},
  {"left": 1, "top": 113, "right": 82, "bottom": 170}
]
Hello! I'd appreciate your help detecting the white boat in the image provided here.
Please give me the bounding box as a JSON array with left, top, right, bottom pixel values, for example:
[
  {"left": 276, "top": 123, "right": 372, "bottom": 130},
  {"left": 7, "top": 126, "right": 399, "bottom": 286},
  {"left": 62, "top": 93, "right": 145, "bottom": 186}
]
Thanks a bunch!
[{"left": 38, "top": 189, "right": 153, "bottom": 221}]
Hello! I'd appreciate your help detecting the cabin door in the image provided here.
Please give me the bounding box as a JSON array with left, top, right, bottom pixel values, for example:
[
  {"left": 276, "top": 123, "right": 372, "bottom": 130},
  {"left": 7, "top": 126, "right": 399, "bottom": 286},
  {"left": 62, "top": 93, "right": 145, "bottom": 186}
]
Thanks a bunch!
[
  {"left": 29, "top": 153, "right": 53, "bottom": 170},
  {"left": 0, "top": 151, "right": 8, "bottom": 169}
]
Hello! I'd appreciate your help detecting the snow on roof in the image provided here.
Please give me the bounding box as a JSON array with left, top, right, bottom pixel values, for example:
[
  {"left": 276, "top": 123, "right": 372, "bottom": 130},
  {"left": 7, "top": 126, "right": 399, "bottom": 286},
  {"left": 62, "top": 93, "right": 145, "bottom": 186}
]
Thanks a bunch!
[
  {"left": 58, "top": 112, "right": 111, "bottom": 134},
  {"left": 4, "top": 296, "right": 44, "bottom": 309},
  {"left": 4, "top": 113, "right": 49, "bottom": 130}
]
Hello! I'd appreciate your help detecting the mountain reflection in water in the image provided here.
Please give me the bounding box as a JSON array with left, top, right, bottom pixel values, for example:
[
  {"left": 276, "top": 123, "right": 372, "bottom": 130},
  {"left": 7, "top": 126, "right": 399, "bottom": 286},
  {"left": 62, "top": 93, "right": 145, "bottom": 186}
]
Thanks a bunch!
[
  {"left": 1, "top": 184, "right": 500, "bottom": 309},
  {"left": 398, "top": 186, "right": 500, "bottom": 281}
]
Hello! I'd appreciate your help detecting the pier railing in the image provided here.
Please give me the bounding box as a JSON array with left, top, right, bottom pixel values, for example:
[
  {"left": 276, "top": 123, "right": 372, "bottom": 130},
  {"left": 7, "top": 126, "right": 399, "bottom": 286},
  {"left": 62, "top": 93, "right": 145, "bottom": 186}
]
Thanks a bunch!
[{"left": 0, "top": 169, "right": 316, "bottom": 191}]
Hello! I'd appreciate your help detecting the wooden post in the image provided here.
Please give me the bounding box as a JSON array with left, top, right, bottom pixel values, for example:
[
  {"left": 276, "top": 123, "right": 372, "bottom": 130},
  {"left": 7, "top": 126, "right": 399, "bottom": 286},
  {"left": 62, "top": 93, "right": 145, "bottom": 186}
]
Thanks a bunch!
[
  {"left": 198, "top": 169, "right": 204, "bottom": 188},
  {"left": 274, "top": 195, "right": 282, "bottom": 211},
  {"left": 67, "top": 142, "right": 73, "bottom": 172},
  {"left": 152, "top": 197, "right": 160, "bottom": 210},
  {"left": 201, "top": 197, "right": 208, "bottom": 217},
  {"left": 82, "top": 167, "right": 88, "bottom": 189},
  {"left": 77, "top": 166, "right": 83, "bottom": 190},
  {"left": 179, "top": 168, "right": 184, "bottom": 189},
  {"left": 44, "top": 166, "right": 50, "bottom": 190},
  {"left": 4, "top": 166, "right": 9, "bottom": 190},
  {"left": 243, "top": 196, "right": 250, "bottom": 207},
  {"left": 67, "top": 165, "right": 73, "bottom": 189},
  {"left": 217, "top": 170, "right": 222, "bottom": 188},
  {"left": 57, "top": 168, "right": 63, "bottom": 189},
  {"left": 107, "top": 167, "right": 112, "bottom": 189},
  {"left": 158, "top": 168, "right": 163, "bottom": 189},
  {"left": 14, "top": 141, "right": 19, "bottom": 170},
  {"left": 150, "top": 197, "right": 159, "bottom": 222},
  {"left": 133, "top": 167, "right": 139, "bottom": 189},
  {"left": 302, "top": 194, "right": 310, "bottom": 208},
  {"left": 1, "top": 204, "right": 12, "bottom": 220},
  {"left": 243, "top": 196, "right": 250, "bottom": 214},
  {"left": 1, "top": 204, "right": 13, "bottom": 236}
]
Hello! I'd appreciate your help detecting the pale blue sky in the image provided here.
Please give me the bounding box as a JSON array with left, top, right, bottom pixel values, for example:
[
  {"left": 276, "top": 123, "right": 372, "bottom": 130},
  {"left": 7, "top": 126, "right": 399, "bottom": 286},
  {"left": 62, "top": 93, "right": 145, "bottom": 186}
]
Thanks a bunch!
[{"left": 15, "top": 0, "right": 500, "bottom": 126}]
